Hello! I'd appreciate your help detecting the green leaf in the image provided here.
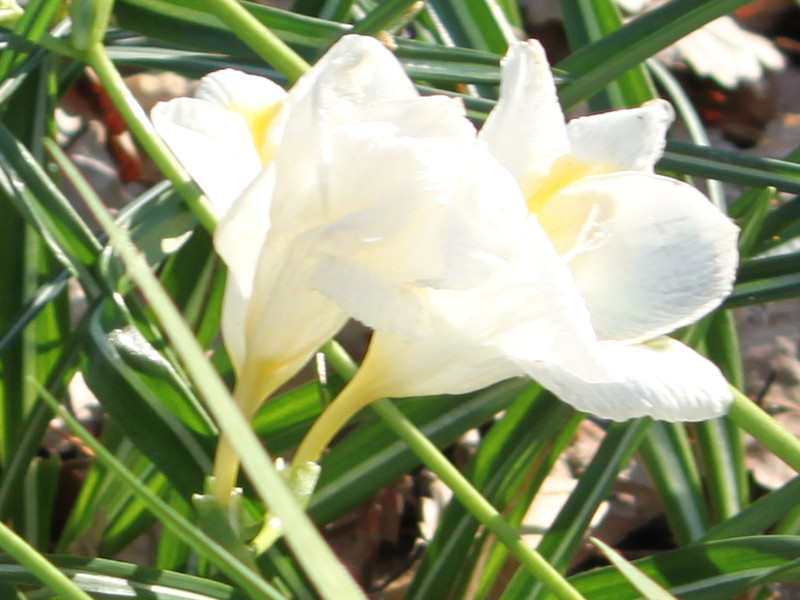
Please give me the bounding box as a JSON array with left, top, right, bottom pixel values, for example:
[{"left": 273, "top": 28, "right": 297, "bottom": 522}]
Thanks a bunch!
[
  {"left": 569, "top": 536, "right": 800, "bottom": 599},
  {"left": 0, "top": 554, "right": 250, "bottom": 599},
  {"left": 557, "top": 0, "right": 758, "bottom": 108},
  {"left": 406, "top": 389, "right": 577, "bottom": 600},
  {"left": 591, "top": 537, "right": 678, "bottom": 600},
  {"left": 423, "top": 0, "right": 517, "bottom": 54},
  {"left": 310, "top": 380, "right": 531, "bottom": 525},
  {"left": 502, "top": 420, "right": 649, "bottom": 600},
  {"left": 703, "top": 477, "right": 800, "bottom": 541},
  {"left": 639, "top": 422, "right": 709, "bottom": 544},
  {"left": 558, "top": 0, "right": 654, "bottom": 109},
  {"left": 82, "top": 301, "right": 213, "bottom": 497}
]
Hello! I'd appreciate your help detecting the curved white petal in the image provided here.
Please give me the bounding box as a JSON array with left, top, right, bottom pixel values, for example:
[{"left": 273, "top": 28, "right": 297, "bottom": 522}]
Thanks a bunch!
[
  {"left": 195, "top": 68, "right": 287, "bottom": 110},
  {"left": 566, "top": 99, "right": 674, "bottom": 172},
  {"left": 286, "top": 35, "right": 419, "bottom": 126},
  {"left": 214, "top": 166, "right": 275, "bottom": 299},
  {"left": 244, "top": 242, "right": 348, "bottom": 387},
  {"left": 151, "top": 98, "right": 262, "bottom": 216},
  {"left": 479, "top": 39, "right": 570, "bottom": 196},
  {"left": 526, "top": 338, "right": 733, "bottom": 422},
  {"left": 539, "top": 172, "right": 739, "bottom": 343}
]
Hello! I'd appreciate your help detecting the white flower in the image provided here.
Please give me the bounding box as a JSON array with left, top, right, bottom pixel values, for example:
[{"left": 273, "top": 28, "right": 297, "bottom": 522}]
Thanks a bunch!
[
  {"left": 153, "top": 35, "right": 529, "bottom": 415},
  {"left": 480, "top": 40, "right": 739, "bottom": 421},
  {"left": 332, "top": 40, "right": 739, "bottom": 423}
]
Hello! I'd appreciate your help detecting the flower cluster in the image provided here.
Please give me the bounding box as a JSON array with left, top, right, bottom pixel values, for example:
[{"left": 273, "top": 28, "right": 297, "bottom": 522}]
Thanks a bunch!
[{"left": 152, "top": 34, "right": 738, "bottom": 443}]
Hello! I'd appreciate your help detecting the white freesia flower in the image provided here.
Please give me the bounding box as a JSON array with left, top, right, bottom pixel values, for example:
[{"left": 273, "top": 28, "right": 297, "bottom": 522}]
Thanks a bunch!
[
  {"left": 479, "top": 39, "right": 739, "bottom": 421},
  {"left": 155, "top": 35, "right": 533, "bottom": 419},
  {"left": 301, "top": 39, "right": 739, "bottom": 437}
]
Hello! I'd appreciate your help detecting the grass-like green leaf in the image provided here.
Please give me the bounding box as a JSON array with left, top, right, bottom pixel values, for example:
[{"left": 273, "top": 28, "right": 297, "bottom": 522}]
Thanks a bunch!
[
  {"left": 406, "top": 389, "right": 578, "bottom": 600},
  {"left": 591, "top": 537, "right": 678, "bottom": 600},
  {"left": 0, "top": 554, "right": 250, "bottom": 599},
  {"left": 501, "top": 420, "right": 649, "bottom": 600},
  {"left": 639, "top": 422, "right": 709, "bottom": 544},
  {"left": 557, "top": 0, "right": 759, "bottom": 108},
  {"left": 569, "top": 536, "right": 800, "bottom": 599}
]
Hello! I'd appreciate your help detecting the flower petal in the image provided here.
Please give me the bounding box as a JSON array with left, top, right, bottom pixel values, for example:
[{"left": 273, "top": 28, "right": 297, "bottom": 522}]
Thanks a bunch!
[
  {"left": 194, "top": 68, "right": 286, "bottom": 111},
  {"left": 285, "top": 34, "right": 419, "bottom": 125},
  {"left": 539, "top": 172, "right": 739, "bottom": 343},
  {"left": 332, "top": 217, "right": 597, "bottom": 400},
  {"left": 151, "top": 97, "right": 262, "bottom": 215},
  {"left": 527, "top": 338, "right": 733, "bottom": 422},
  {"left": 308, "top": 123, "right": 528, "bottom": 338},
  {"left": 479, "top": 39, "right": 570, "bottom": 196},
  {"left": 566, "top": 99, "right": 674, "bottom": 172}
]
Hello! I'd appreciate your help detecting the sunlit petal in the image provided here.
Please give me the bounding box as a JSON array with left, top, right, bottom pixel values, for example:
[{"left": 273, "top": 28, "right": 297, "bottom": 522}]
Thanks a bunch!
[
  {"left": 479, "top": 39, "right": 570, "bottom": 196},
  {"left": 566, "top": 99, "right": 674, "bottom": 172},
  {"left": 540, "top": 172, "right": 739, "bottom": 343},
  {"left": 341, "top": 217, "right": 597, "bottom": 400},
  {"left": 151, "top": 98, "right": 262, "bottom": 215},
  {"left": 527, "top": 338, "right": 733, "bottom": 422}
]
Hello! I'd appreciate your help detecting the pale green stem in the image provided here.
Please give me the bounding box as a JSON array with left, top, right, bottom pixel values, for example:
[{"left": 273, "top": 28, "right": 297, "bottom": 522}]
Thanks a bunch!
[
  {"left": 82, "top": 45, "right": 217, "bottom": 232},
  {"left": 197, "top": 0, "right": 310, "bottom": 82},
  {"left": 315, "top": 342, "right": 587, "bottom": 600},
  {"left": 0, "top": 519, "right": 94, "bottom": 600},
  {"left": 728, "top": 387, "right": 800, "bottom": 473},
  {"left": 292, "top": 373, "right": 380, "bottom": 465}
]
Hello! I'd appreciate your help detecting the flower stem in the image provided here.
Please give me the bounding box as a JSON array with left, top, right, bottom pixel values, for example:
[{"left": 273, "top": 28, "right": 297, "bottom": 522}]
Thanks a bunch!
[
  {"left": 212, "top": 434, "right": 242, "bottom": 504},
  {"left": 0, "top": 519, "right": 94, "bottom": 600},
  {"left": 211, "top": 372, "right": 280, "bottom": 504},
  {"left": 319, "top": 342, "right": 587, "bottom": 600},
  {"left": 82, "top": 45, "right": 217, "bottom": 232},
  {"left": 728, "top": 386, "right": 800, "bottom": 473},
  {"left": 292, "top": 375, "right": 378, "bottom": 465},
  {"left": 197, "top": 0, "right": 310, "bottom": 83}
]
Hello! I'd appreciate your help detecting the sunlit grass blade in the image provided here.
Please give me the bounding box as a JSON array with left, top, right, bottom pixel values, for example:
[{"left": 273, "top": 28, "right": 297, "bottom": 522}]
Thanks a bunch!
[
  {"left": 44, "top": 129, "right": 370, "bottom": 598},
  {"left": 702, "top": 477, "right": 800, "bottom": 541},
  {"left": 351, "top": 0, "right": 423, "bottom": 36},
  {"left": 0, "top": 0, "right": 62, "bottom": 81},
  {"left": 424, "top": 0, "right": 517, "bottom": 54},
  {"left": 82, "top": 302, "right": 213, "bottom": 496},
  {"left": 659, "top": 141, "right": 800, "bottom": 196},
  {"left": 0, "top": 554, "right": 252, "bottom": 599},
  {"left": 311, "top": 380, "right": 529, "bottom": 525},
  {"left": 21, "top": 455, "right": 59, "bottom": 552},
  {"left": 558, "top": 0, "right": 654, "bottom": 110},
  {"left": 36, "top": 383, "right": 289, "bottom": 599},
  {"left": 115, "top": 0, "right": 345, "bottom": 59},
  {"left": 0, "top": 518, "right": 93, "bottom": 600}
]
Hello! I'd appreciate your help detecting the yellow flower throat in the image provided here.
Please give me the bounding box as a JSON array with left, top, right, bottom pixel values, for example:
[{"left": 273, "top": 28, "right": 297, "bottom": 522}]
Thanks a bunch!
[
  {"left": 233, "top": 101, "right": 284, "bottom": 166},
  {"left": 526, "top": 155, "right": 596, "bottom": 215}
]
